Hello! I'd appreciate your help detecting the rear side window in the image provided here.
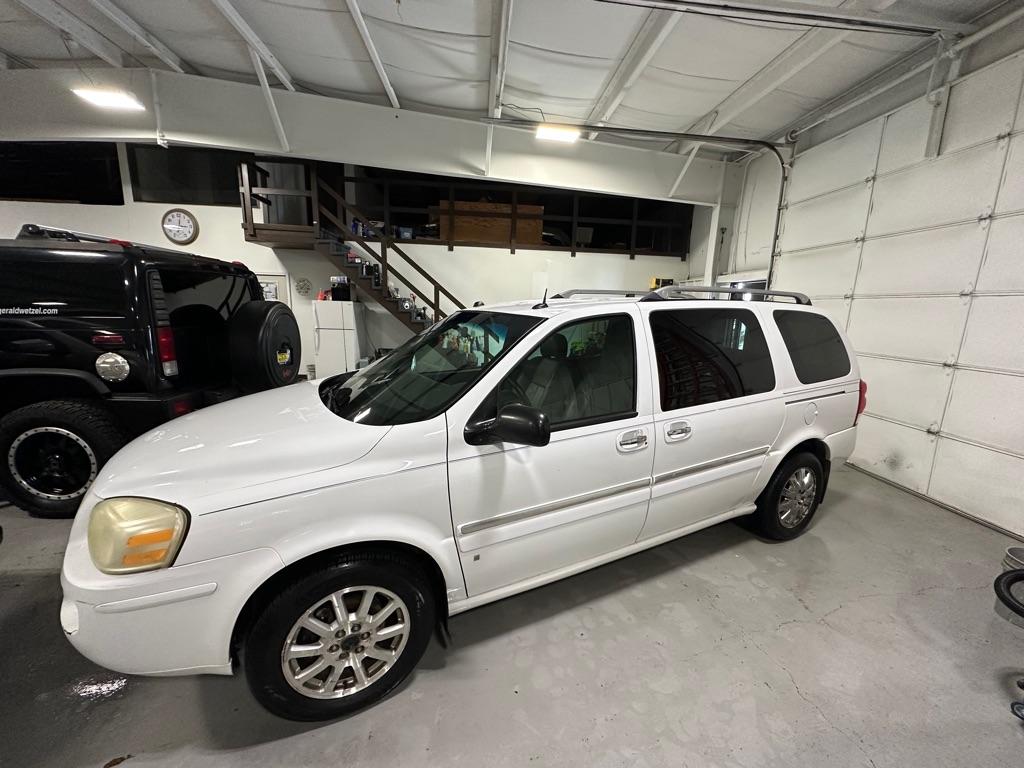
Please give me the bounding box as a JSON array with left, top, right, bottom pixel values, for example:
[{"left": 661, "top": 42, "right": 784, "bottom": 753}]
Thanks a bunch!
[
  {"left": 158, "top": 269, "right": 256, "bottom": 319},
  {"left": 649, "top": 308, "right": 775, "bottom": 411},
  {"left": 774, "top": 310, "right": 851, "bottom": 384},
  {"left": 0, "top": 255, "right": 127, "bottom": 316}
]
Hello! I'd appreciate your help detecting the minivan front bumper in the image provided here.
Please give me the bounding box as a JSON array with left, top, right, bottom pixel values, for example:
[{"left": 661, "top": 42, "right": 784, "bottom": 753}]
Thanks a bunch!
[{"left": 61, "top": 537, "right": 283, "bottom": 676}]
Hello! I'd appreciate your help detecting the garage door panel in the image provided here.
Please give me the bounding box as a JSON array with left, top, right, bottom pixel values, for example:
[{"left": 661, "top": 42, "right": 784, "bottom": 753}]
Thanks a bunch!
[
  {"left": 849, "top": 415, "right": 936, "bottom": 493},
  {"left": 773, "top": 243, "right": 860, "bottom": 298},
  {"left": 940, "top": 58, "right": 1023, "bottom": 155},
  {"left": 995, "top": 133, "right": 1024, "bottom": 214},
  {"left": 787, "top": 119, "right": 882, "bottom": 204},
  {"left": 867, "top": 142, "right": 1003, "bottom": 236},
  {"left": 929, "top": 438, "right": 1024, "bottom": 537},
  {"left": 846, "top": 297, "right": 969, "bottom": 363},
  {"left": 878, "top": 98, "right": 929, "bottom": 175},
  {"left": 942, "top": 369, "right": 1024, "bottom": 455},
  {"left": 855, "top": 223, "right": 986, "bottom": 296},
  {"left": 977, "top": 214, "right": 1024, "bottom": 291},
  {"left": 857, "top": 356, "right": 951, "bottom": 429},
  {"left": 959, "top": 296, "right": 1024, "bottom": 373},
  {"left": 806, "top": 298, "right": 850, "bottom": 329},
  {"left": 781, "top": 184, "right": 870, "bottom": 253}
]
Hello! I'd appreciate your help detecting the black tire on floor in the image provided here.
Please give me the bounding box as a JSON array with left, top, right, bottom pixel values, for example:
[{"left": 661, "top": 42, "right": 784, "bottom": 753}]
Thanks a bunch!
[
  {"left": 243, "top": 550, "right": 435, "bottom": 721},
  {"left": 750, "top": 451, "right": 824, "bottom": 541},
  {"left": 0, "top": 400, "right": 127, "bottom": 519}
]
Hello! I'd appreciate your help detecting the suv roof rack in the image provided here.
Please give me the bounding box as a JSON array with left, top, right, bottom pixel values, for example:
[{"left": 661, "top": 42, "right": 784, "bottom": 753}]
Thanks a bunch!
[
  {"left": 551, "top": 289, "right": 653, "bottom": 299},
  {"left": 642, "top": 285, "right": 812, "bottom": 305},
  {"left": 16, "top": 223, "right": 134, "bottom": 245}
]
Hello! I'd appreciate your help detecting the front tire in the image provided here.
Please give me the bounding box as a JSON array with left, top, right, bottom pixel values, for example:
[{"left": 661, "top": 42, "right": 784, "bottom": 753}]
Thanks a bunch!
[
  {"left": 243, "top": 551, "right": 435, "bottom": 721},
  {"left": 750, "top": 452, "right": 823, "bottom": 541},
  {"left": 0, "top": 400, "right": 127, "bottom": 518}
]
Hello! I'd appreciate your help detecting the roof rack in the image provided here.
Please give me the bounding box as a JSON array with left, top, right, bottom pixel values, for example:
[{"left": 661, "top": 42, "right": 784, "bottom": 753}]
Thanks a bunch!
[
  {"left": 643, "top": 285, "right": 812, "bottom": 305},
  {"left": 551, "top": 289, "right": 653, "bottom": 299},
  {"left": 16, "top": 223, "right": 132, "bottom": 245}
]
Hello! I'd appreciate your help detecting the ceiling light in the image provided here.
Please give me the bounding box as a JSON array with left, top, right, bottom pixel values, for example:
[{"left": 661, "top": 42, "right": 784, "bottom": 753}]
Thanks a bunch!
[
  {"left": 72, "top": 88, "right": 146, "bottom": 111},
  {"left": 535, "top": 124, "right": 580, "bottom": 144}
]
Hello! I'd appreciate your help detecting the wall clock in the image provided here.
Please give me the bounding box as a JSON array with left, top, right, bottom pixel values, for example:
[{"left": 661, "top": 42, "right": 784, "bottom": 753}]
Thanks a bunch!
[{"left": 161, "top": 208, "right": 199, "bottom": 245}]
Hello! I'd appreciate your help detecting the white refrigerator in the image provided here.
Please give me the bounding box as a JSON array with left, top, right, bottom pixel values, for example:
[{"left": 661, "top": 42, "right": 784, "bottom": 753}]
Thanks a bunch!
[{"left": 312, "top": 300, "right": 360, "bottom": 378}]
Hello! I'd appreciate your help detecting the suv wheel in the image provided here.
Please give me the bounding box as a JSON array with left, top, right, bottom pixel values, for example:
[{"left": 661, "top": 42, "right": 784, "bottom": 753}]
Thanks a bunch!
[
  {"left": 750, "top": 452, "right": 823, "bottom": 541},
  {"left": 0, "top": 400, "right": 127, "bottom": 518},
  {"left": 243, "top": 550, "right": 435, "bottom": 721}
]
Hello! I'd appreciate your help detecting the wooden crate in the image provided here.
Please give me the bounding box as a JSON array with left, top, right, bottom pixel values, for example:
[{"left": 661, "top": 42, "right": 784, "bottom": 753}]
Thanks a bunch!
[{"left": 435, "top": 201, "right": 544, "bottom": 245}]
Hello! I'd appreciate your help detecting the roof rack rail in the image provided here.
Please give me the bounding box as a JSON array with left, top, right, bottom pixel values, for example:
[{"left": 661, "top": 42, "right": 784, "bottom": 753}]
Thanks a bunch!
[
  {"left": 642, "top": 285, "right": 812, "bottom": 305},
  {"left": 16, "top": 223, "right": 131, "bottom": 245},
  {"left": 551, "top": 288, "right": 652, "bottom": 299}
]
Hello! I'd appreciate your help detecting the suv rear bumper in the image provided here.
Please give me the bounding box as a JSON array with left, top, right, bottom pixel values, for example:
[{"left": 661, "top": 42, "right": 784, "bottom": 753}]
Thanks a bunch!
[{"left": 105, "top": 388, "right": 240, "bottom": 434}]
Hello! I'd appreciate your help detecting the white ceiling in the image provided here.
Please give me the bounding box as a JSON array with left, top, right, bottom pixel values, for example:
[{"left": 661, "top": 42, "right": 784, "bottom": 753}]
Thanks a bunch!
[{"left": 0, "top": 0, "right": 1004, "bottom": 146}]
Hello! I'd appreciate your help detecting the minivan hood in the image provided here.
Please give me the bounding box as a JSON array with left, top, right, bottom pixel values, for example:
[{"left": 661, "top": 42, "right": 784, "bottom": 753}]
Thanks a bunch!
[{"left": 92, "top": 381, "right": 390, "bottom": 505}]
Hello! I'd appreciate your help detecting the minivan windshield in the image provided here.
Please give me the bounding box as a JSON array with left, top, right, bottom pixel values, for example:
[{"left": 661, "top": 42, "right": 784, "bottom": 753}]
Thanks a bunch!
[{"left": 319, "top": 310, "right": 542, "bottom": 426}]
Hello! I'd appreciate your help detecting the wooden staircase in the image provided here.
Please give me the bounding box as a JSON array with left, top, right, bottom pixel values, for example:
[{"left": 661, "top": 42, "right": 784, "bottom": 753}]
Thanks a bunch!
[{"left": 239, "top": 161, "right": 465, "bottom": 333}]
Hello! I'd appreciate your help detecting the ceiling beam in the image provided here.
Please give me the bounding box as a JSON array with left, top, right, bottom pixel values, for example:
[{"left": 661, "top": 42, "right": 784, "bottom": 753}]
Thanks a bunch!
[
  {"left": 674, "top": 0, "right": 901, "bottom": 145},
  {"left": 484, "top": 0, "right": 513, "bottom": 175},
  {"left": 88, "top": 0, "right": 193, "bottom": 74},
  {"left": 487, "top": 0, "right": 513, "bottom": 119},
  {"left": 210, "top": 0, "right": 295, "bottom": 91},
  {"left": 249, "top": 46, "right": 290, "bottom": 152},
  {"left": 344, "top": 0, "right": 399, "bottom": 109},
  {"left": 585, "top": 8, "right": 680, "bottom": 139},
  {"left": 594, "top": 0, "right": 974, "bottom": 36},
  {"left": 14, "top": 0, "right": 126, "bottom": 67}
]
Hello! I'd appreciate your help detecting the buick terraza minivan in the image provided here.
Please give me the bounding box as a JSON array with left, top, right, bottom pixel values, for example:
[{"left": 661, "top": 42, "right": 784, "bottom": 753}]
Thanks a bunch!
[{"left": 61, "top": 286, "right": 865, "bottom": 720}]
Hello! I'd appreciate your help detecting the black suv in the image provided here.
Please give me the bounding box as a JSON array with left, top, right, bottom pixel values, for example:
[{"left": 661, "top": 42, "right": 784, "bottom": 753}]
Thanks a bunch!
[{"left": 0, "top": 225, "right": 301, "bottom": 518}]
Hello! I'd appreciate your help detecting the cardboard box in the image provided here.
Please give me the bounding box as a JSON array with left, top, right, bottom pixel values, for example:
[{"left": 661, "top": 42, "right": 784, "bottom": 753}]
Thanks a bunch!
[{"left": 434, "top": 201, "right": 544, "bottom": 245}]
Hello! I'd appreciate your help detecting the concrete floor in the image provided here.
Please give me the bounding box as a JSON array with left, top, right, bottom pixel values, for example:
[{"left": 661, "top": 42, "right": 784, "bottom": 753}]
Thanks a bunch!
[{"left": 1, "top": 466, "right": 1022, "bottom": 768}]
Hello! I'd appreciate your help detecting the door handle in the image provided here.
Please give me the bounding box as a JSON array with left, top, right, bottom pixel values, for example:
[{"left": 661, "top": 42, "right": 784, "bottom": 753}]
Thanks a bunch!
[
  {"left": 618, "top": 429, "right": 648, "bottom": 451},
  {"left": 666, "top": 421, "right": 692, "bottom": 441}
]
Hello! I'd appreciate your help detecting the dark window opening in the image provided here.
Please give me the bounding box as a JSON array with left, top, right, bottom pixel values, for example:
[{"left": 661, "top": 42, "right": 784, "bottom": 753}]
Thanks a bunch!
[
  {"left": 650, "top": 308, "right": 775, "bottom": 411},
  {"left": 774, "top": 310, "right": 851, "bottom": 384},
  {"left": 129, "top": 144, "right": 252, "bottom": 206},
  {"left": 0, "top": 142, "right": 123, "bottom": 205}
]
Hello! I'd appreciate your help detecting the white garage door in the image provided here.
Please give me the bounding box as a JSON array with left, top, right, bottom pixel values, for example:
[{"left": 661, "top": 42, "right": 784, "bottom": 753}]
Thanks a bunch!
[{"left": 773, "top": 53, "right": 1024, "bottom": 537}]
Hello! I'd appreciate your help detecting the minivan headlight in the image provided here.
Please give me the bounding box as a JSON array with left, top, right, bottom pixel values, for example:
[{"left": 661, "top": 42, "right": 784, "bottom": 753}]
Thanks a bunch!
[{"left": 88, "top": 497, "right": 189, "bottom": 574}]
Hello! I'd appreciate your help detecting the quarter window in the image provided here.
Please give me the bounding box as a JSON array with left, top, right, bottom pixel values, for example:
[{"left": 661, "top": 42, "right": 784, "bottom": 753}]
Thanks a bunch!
[
  {"left": 774, "top": 310, "right": 851, "bottom": 384},
  {"left": 476, "top": 314, "right": 637, "bottom": 429},
  {"left": 649, "top": 308, "right": 774, "bottom": 411}
]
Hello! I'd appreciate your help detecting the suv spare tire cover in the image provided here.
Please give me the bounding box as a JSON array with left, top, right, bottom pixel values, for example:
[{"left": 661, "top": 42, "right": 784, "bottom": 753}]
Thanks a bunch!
[{"left": 228, "top": 300, "right": 302, "bottom": 393}]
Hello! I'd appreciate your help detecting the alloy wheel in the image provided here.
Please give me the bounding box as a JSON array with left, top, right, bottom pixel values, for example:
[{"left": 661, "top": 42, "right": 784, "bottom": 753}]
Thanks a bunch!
[
  {"left": 778, "top": 466, "right": 816, "bottom": 529},
  {"left": 280, "top": 585, "right": 410, "bottom": 699}
]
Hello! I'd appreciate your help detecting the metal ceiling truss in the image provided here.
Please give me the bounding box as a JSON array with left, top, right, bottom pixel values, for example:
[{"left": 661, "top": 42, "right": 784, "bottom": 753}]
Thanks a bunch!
[
  {"left": 593, "top": 0, "right": 975, "bottom": 37},
  {"left": 584, "top": 7, "right": 681, "bottom": 140},
  {"left": 88, "top": 0, "right": 193, "bottom": 74},
  {"left": 14, "top": 0, "right": 126, "bottom": 67},
  {"left": 484, "top": 0, "right": 514, "bottom": 175},
  {"left": 344, "top": 0, "right": 400, "bottom": 109},
  {"left": 211, "top": 0, "right": 295, "bottom": 91}
]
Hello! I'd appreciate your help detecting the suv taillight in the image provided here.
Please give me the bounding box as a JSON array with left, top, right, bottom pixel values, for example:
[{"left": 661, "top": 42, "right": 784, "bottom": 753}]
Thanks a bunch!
[
  {"left": 856, "top": 379, "right": 867, "bottom": 424},
  {"left": 156, "top": 327, "right": 178, "bottom": 377}
]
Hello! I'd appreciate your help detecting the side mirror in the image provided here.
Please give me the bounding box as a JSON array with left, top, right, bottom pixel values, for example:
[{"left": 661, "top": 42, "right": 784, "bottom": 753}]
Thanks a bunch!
[{"left": 465, "top": 403, "right": 551, "bottom": 447}]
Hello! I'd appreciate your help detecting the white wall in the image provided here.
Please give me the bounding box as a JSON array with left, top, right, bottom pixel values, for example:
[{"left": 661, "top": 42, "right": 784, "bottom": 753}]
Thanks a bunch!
[{"left": 742, "top": 46, "right": 1024, "bottom": 537}]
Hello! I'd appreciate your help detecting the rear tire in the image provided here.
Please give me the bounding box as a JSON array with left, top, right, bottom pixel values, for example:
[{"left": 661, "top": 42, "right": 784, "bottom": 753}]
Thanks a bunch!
[
  {"left": 750, "top": 452, "right": 823, "bottom": 541},
  {"left": 228, "top": 301, "right": 302, "bottom": 393},
  {"left": 0, "top": 400, "right": 127, "bottom": 518},
  {"left": 243, "top": 550, "right": 435, "bottom": 721}
]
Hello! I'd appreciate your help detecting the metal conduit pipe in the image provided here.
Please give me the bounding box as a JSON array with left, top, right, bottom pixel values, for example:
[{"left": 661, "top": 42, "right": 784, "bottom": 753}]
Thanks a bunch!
[{"left": 787, "top": 4, "right": 1024, "bottom": 140}]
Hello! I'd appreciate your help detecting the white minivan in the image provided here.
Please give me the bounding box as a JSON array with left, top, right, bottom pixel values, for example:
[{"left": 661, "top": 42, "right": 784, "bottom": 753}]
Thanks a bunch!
[{"left": 61, "top": 286, "right": 865, "bottom": 720}]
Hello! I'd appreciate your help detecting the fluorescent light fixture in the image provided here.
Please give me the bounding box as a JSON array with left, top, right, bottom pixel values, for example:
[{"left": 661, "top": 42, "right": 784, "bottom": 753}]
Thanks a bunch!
[
  {"left": 535, "top": 124, "right": 581, "bottom": 144},
  {"left": 72, "top": 88, "right": 145, "bottom": 111}
]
